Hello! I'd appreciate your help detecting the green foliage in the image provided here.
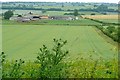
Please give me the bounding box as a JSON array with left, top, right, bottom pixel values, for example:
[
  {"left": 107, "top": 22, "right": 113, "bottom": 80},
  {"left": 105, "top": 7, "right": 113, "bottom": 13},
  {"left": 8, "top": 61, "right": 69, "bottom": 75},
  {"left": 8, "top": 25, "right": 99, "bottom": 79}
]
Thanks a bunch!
[
  {"left": 97, "top": 4, "right": 108, "bottom": 11},
  {"left": 106, "top": 26, "right": 115, "bottom": 34},
  {"left": 1, "top": 52, "right": 6, "bottom": 63},
  {"left": 91, "top": 13, "right": 96, "bottom": 15},
  {"left": 1, "top": 49, "right": 118, "bottom": 78},
  {"left": 4, "top": 10, "right": 14, "bottom": 19},
  {"left": 103, "top": 26, "right": 118, "bottom": 42},
  {"left": 85, "top": 16, "right": 119, "bottom": 42},
  {"left": 2, "top": 59, "right": 25, "bottom": 78},
  {"left": 64, "top": 13, "right": 74, "bottom": 15},
  {"left": 73, "top": 9, "right": 79, "bottom": 16},
  {"left": 36, "top": 38, "right": 68, "bottom": 78},
  {"left": 96, "top": 26, "right": 103, "bottom": 31},
  {"left": 95, "top": 25, "right": 119, "bottom": 42},
  {"left": 117, "top": 27, "right": 120, "bottom": 42}
]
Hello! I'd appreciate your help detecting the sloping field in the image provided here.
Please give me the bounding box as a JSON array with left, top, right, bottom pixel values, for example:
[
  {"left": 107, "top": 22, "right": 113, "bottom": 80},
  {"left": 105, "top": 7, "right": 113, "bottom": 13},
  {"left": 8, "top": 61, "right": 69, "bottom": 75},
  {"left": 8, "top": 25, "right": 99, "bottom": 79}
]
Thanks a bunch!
[
  {"left": 82, "top": 15, "right": 118, "bottom": 19},
  {"left": 2, "top": 25, "right": 118, "bottom": 61}
]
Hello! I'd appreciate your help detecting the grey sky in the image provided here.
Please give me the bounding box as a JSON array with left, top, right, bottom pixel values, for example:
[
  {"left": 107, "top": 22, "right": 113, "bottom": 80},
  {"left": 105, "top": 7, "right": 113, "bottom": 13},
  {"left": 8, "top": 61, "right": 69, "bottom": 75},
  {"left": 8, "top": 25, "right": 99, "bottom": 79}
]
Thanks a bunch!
[{"left": 1, "top": 0, "right": 119, "bottom": 3}]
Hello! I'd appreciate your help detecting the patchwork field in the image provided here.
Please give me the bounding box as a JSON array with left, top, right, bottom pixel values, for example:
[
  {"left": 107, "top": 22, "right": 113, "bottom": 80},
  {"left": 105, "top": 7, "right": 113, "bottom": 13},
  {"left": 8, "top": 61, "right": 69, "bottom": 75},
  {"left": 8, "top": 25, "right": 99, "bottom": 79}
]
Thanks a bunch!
[{"left": 2, "top": 25, "right": 118, "bottom": 61}]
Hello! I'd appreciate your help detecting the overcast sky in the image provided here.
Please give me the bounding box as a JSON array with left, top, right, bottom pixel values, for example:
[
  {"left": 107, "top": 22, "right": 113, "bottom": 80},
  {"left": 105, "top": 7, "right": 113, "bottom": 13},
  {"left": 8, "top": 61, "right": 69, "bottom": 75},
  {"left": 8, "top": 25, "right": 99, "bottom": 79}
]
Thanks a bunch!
[{"left": 1, "top": 0, "right": 119, "bottom": 3}]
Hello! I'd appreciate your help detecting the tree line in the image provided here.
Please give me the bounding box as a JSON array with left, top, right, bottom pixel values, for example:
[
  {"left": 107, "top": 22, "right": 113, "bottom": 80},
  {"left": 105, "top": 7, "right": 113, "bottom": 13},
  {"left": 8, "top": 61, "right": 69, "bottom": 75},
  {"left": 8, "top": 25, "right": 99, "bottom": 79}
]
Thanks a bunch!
[{"left": 2, "top": 4, "right": 119, "bottom": 12}]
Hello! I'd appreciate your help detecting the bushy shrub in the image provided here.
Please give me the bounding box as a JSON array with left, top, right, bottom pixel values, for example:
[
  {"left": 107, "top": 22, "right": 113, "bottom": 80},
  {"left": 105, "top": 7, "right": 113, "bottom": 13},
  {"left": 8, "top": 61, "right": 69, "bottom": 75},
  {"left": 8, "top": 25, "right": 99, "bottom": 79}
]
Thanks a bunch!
[
  {"left": 4, "top": 10, "right": 14, "bottom": 19},
  {"left": 36, "top": 38, "right": 69, "bottom": 78}
]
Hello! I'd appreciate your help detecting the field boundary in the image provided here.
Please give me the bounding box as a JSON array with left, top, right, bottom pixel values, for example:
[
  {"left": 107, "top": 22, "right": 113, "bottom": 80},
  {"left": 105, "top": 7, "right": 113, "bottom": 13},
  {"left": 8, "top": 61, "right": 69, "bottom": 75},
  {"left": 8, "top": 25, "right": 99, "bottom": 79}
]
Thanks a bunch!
[{"left": 93, "top": 26, "right": 118, "bottom": 47}]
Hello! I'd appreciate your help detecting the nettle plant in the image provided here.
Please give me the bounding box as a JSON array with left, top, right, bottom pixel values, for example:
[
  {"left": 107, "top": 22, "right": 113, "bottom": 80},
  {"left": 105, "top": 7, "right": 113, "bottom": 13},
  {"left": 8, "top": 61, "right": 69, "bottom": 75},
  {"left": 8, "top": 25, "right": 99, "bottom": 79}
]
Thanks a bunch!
[
  {"left": 3, "top": 59, "right": 25, "bottom": 78},
  {"left": 36, "top": 38, "right": 69, "bottom": 78},
  {"left": 1, "top": 52, "right": 25, "bottom": 78},
  {"left": 1, "top": 52, "right": 6, "bottom": 64}
]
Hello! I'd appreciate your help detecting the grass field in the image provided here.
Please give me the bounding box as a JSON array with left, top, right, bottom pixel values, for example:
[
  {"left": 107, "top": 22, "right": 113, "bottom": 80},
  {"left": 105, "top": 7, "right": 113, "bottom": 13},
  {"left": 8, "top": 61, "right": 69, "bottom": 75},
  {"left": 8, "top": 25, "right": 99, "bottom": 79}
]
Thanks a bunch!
[{"left": 2, "top": 25, "right": 118, "bottom": 61}]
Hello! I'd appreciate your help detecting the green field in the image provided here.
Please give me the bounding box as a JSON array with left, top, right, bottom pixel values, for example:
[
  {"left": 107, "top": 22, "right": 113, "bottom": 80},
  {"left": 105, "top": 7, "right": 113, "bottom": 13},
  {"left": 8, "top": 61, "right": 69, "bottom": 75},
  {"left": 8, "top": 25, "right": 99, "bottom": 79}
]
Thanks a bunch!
[{"left": 2, "top": 25, "right": 118, "bottom": 61}]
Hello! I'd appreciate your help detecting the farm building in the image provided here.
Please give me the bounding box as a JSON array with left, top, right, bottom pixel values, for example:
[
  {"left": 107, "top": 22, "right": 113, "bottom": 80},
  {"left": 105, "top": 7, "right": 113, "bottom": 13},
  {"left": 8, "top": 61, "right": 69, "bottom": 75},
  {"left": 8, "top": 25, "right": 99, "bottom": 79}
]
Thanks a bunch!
[
  {"left": 31, "top": 16, "right": 40, "bottom": 21},
  {"left": 9, "top": 15, "right": 41, "bottom": 22},
  {"left": 40, "top": 16, "right": 49, "bottom": 19},
  {"left": 9, "top": 13, "right": 74, "bottom": 22},
  {"left": 9, "top": 16, "right": 20, "bottom": 21},
  {"left": 17, "top": 17, "right": 31, "bottom": 22}
]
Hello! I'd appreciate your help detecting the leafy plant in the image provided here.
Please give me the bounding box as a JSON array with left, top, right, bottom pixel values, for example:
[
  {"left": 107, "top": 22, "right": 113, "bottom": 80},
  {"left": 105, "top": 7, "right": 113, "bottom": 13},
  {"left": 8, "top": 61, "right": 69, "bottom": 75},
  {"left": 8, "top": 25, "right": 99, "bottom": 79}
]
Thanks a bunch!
[
  {"left": 2, "top": 58, "right": 25, "bottom": 78},
  {"left": 36, "top": 38, "right": 69, "bottom": 78},
  {"left": 1, "top": 52, "right": 6, "bottom": 64},
  {"left": 4, "top": 10, "right": 14, "bottom": 19}
]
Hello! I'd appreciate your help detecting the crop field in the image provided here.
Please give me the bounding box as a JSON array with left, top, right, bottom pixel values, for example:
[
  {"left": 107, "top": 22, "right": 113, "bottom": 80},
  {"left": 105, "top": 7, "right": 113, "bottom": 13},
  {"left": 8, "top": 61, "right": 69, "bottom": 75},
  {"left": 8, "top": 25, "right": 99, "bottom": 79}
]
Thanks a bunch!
[
  {"left": 82, "top": 15, "right": 118, "bottom": 23},
  {"left": 2, "top": 25, "right": 118, "bottom": 61},
  {"left": 82, "top": 15, "right": 118, "bottom": 19}
]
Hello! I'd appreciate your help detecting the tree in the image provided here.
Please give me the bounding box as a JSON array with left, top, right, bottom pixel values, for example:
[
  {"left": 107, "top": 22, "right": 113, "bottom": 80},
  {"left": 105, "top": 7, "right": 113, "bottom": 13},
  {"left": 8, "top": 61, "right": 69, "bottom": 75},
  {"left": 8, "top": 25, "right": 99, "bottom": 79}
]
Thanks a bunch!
[
  {"left": 97, "top": 4, "right": 108, "bottom": 11},
  {"left": 94, "top": 5, "right": 98, "bottom": 7},
  {"left": 74, "top": 9, "right": 79, "bottom": 16},
  {"left": 4, "top": 10, "right": 14, "bottom": 19},
  {"left": 73, "top": 9, "right": 79, "bottom": 20},
  {"left": 106, "top": 26, "right": 115, "bottom": 34},
  {"left": 62, "top": 4, "right": 64, "bottom": 7}
]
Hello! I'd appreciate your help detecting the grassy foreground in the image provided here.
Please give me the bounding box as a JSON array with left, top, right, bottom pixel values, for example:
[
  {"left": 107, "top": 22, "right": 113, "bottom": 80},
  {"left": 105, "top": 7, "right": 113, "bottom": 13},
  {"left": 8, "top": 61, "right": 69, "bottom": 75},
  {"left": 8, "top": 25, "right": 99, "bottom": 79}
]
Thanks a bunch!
[{"left": 1, "top": 39, "right": 118, "bottom": 78}]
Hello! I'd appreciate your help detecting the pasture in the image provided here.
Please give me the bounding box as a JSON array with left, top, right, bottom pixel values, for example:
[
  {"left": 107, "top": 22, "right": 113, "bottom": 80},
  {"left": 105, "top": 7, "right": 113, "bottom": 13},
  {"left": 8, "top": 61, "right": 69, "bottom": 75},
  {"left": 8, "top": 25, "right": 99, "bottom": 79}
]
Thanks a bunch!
[{"left": 2, "top": 25, "right": 118, "bottom": 61}]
